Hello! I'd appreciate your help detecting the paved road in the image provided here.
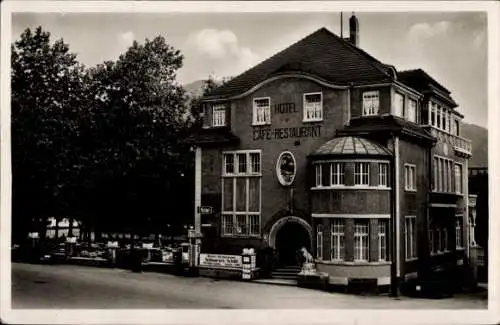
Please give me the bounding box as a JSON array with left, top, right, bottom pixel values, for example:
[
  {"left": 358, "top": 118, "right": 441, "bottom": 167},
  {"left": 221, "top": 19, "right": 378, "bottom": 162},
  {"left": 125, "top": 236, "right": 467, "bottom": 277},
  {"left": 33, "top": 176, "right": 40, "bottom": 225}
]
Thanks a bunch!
[{"left": 11, "top": 263, "right": 487, "bottom": 309}]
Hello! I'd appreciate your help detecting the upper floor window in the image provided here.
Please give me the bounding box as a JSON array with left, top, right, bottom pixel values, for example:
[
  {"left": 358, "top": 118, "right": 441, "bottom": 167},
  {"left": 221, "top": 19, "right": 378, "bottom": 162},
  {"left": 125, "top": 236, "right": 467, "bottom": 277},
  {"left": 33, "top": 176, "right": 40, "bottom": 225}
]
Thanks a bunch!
[
  {"left": 454, "top": 120, "right": 460, "bottom": 136},
  {"left": 378, "top": 163, "right": 389, "bottom": 187},
  {"left": 330, "top": 163, "right": 345, "bottom": 185},
  {"left": 303, "top": 92, "right": 323, "bottom": 122},
  {"left": 253, "top": 97, "right": 271, "bottom": 125},
  {"left": 455, "top": 163, "right": 463, "bottom": 194},
  {"left": 394, "top": 93, "right": 404, "bottom": 117},
  {"left": 404, "top": 163, "right": 416, "bottom": 191},
  {"left": 354, "top": 162, "right": 370, "bottom": 186},
  {"left": 362, "top": 91, "right": 379, "bottom": 116},
  {"left": 407, "top": 99, "right": 417, "bottom": 123},
  {"left": 212, "top": 104, "right": 226, "bottom": 127}
]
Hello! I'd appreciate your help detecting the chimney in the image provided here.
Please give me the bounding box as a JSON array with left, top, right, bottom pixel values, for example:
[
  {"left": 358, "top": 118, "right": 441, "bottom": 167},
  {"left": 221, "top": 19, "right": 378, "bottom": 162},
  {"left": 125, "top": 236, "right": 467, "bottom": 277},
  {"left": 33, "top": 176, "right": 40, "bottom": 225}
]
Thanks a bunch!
[{"left": 349, "top": 12, "right": 359, "bottom": 47}]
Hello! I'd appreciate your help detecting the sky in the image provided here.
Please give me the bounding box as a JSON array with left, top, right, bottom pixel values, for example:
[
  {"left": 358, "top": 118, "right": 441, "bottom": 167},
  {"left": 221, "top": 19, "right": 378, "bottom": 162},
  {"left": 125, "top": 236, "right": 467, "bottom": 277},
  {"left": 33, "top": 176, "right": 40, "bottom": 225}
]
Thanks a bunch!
[{"left": 11, "top": 11, "right": 488, "bottom": 127}]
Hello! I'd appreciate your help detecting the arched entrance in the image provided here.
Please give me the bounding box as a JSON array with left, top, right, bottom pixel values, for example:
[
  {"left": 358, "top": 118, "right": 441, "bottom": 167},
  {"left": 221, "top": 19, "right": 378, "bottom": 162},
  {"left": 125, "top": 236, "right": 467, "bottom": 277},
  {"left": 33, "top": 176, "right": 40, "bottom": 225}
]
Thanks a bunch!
[{"left": 267, "top": 216, "right": 312, "bottom": 266}]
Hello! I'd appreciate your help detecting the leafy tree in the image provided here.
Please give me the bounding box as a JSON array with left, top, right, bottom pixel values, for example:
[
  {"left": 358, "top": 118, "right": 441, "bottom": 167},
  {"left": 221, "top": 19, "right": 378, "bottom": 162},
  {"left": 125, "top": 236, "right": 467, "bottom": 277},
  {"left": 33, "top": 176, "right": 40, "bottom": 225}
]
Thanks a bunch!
[
  {"left": 84, "top": 36, "right": 195, "bottom": 241},
  {"left": 11, "top": 27, "right": 86, "bottom": 242}
]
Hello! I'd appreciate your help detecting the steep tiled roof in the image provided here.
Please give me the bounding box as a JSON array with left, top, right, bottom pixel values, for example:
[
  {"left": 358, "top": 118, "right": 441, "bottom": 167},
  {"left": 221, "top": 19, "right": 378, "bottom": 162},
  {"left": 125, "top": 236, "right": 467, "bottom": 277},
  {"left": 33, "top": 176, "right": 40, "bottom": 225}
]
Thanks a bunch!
[
  {"left": 312, "top": 136, "right": 391, "bottom": 157},
  {"left": 397, "top": 69, "right": 457, "bottom": 107},
  {"left": 205, "top": 28, "right": 394, "bottom": 99}
]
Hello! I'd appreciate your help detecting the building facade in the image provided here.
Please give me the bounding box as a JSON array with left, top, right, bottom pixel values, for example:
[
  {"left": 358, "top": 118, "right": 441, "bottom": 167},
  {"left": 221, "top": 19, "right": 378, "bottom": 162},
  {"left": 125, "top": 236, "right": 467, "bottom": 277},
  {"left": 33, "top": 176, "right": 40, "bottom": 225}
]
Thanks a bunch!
[{"left": 189, "top": 14, "right": 472, "bottom": 290}]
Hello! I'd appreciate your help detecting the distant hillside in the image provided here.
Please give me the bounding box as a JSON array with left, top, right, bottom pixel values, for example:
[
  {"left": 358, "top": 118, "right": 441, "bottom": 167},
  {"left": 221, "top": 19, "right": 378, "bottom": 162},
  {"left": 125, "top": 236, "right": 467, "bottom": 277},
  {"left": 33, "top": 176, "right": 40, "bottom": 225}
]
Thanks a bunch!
[
  {"left": 183, "top": 80, "right": 205, "bottom": 99},
  {"left": 461, "top": 123, "right": 488, "bottom": 168}
]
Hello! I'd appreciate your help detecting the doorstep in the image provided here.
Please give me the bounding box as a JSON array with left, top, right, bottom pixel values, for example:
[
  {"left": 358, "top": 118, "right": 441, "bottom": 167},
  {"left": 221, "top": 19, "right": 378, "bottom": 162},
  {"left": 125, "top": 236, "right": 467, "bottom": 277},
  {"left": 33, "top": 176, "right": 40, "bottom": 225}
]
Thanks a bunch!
[{"left": 252, "top": 278, "right": 297, "bottom": 287}]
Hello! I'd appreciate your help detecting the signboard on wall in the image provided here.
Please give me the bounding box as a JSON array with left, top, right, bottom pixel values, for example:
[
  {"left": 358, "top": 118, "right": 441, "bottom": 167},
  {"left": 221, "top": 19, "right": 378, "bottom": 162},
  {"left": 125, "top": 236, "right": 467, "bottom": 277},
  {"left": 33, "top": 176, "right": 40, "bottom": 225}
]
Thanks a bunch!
[{"left": 199, "top": 254, "right": 242, "bottom": 268}]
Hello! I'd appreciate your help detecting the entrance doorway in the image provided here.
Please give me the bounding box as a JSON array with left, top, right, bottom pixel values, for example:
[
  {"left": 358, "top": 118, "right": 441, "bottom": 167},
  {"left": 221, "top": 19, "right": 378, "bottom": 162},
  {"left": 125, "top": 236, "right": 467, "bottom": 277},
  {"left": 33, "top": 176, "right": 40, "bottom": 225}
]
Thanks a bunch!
[{"left": 275, "top": 222, "right": 311, "bottom": 266}]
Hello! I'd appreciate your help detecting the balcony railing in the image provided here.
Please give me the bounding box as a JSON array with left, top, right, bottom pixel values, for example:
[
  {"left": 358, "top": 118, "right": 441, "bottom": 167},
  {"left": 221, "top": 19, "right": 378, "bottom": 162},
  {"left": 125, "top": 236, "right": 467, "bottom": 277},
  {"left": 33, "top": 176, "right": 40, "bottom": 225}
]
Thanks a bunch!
[{"left": 429, "top": 127, "right": 472, "bottom": 156}]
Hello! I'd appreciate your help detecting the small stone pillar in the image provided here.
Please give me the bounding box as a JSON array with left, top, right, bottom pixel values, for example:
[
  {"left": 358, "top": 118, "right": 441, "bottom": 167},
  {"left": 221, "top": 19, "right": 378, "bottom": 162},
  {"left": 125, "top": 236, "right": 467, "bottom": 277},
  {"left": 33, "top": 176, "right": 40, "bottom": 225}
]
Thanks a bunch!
[{"left": 242, "top": 248, "right": 256, "bottom": 280}]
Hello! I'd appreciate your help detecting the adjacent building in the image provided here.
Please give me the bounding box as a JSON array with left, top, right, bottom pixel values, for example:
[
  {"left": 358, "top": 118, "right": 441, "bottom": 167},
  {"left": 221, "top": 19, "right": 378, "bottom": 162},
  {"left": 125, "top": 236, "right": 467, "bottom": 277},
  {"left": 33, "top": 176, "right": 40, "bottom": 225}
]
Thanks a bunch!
[{"left": 188, "top": 14, "right": 472, "bottom": 291}]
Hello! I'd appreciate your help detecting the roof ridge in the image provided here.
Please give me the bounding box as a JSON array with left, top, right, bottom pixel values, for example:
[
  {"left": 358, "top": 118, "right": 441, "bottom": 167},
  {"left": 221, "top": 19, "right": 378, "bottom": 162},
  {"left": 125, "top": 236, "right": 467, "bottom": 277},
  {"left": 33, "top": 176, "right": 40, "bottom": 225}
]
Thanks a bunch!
[{"left": 320, "top": 28, "right": 393, "bottom": 80}]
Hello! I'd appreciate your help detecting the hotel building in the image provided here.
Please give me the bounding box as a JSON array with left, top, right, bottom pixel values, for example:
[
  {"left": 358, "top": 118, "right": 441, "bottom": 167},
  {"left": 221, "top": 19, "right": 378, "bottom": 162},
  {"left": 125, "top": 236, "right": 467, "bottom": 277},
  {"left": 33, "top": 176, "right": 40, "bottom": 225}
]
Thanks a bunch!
[{"left": 188, "top": 14, "right": 472, "bottom": 291}]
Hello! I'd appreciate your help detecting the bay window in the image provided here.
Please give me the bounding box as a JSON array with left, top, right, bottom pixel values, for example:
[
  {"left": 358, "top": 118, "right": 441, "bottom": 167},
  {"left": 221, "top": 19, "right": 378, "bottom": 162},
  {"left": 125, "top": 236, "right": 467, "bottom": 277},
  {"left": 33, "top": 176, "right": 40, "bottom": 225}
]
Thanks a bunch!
[
  {"left": 378, "top": 162, "right": 389, "bottom": 187},
  {"left": 330, "top": 163, "right": 345, "bottom": 186},
  {"left": 394, "top": 93, "right": 404, "bottom": 117},
  {"left": 407, "top": 99, "right": 417, "bottom": 123}
]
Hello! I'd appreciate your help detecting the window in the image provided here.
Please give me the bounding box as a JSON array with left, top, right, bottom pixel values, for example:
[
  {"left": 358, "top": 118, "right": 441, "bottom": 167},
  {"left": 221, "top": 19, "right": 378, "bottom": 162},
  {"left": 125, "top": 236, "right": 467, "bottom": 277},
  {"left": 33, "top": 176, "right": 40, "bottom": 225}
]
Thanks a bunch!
[
  {"left": 378, "top": 163, "right": 389, "bottom": 187},
  {"left": 354, "top": 221, "right": 369, "bottom": 261},
  {"left": 315, "top": 164, "right": 322, "bottom": 187},
  {"left": 405, "top": 216, "right": 417, "bottom": 260},
  {"left": 454, "top": 120, "right": 460, "bottom": 136},
  {"left": 316, "top": 224, "right": 323, "bottom": 260},
  {"left": 440, "top": 225, "right": 448, "bottom": 252},
  {"left": 394, "top": 93, "right": 404, "bottom": 117},
  {"left": 429, "top": 223, "right": 435, "bottom": 254},
  {"left": 330, "top": 163, "right": 345, "bottom": 186},
  {"left": 407, "top": 99, "right": 417, "bottom": 123},
  {"left": 378, "top": 220, "right": 388, "bottom": 261},
  {"left": 436, "top": 106, "right": 441, "bottom": 128},
  {"left": 442, "top": 109, "right": 447, "bottom": 131},
  {"left": 456, "top": 217, "right": 463, "bottom": 249},
  {"left": 363, "top": 91, "right": 379, "bottom": 116},
  {"left": 433, "top": 156, "right": 455, "bottom": 193},
  {"left": 212, "top": 105, "right": 226, "bottom": 127},
  {"left": 303, "top": 92, "right": 323, "bottom": 121},
  {"left": 430, "top": 102, "right": 436, "bottom": 126},
  {"left": 253, "top": 97, "right": 271, "bottom": 125},
  {"left": 331, "top": 219, "right": 345, "bottom": 260},
  {"left": 354, "top": 162, "right": 370, "bottom": 186},
  {"left": 404, "top": 164, "right": 416, "bottom": 191},
  {"left": 250, "top": 152, "right": 261, "bottom": 174},
  {"left": 455, "top": 164, "right": 463, "bottom": 194},
  {"left": 222, "top": 151, "right": 261, "bottom": 236}
]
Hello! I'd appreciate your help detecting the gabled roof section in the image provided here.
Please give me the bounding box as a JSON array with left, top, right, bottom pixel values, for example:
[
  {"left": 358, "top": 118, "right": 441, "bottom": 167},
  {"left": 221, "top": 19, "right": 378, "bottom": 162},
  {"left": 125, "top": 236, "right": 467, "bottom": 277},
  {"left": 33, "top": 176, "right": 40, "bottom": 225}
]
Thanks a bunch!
[
  {"left": 204, "top": 27, "right": 394, "bottom": 99},
  {"left": 398, "top": 69, "right": 457, "bottom": 107}
]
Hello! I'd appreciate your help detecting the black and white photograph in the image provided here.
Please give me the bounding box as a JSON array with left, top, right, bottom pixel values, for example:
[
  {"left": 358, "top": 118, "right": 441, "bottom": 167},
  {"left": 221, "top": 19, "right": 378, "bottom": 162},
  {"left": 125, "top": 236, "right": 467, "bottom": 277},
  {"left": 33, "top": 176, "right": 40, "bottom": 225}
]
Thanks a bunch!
[{"left": 1, "top": 1, "right": 498, "bottom": 324}]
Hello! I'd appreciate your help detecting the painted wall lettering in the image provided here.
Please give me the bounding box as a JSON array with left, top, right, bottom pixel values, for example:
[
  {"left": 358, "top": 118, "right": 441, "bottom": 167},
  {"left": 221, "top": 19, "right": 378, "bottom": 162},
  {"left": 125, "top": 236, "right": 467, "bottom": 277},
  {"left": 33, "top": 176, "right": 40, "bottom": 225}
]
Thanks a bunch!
[
  {"left": 274, "top": 103, "right": 297, "bottom": 114},
  {"left": 253, "top": 125, "right": 322, "bottom": 141}
]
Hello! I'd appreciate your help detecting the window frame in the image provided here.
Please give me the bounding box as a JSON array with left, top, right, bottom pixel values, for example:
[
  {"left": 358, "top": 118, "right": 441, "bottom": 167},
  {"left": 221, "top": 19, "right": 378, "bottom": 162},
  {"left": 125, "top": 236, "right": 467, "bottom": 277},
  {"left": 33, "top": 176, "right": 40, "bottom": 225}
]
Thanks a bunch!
[
  {"left": 331, "top": 219, "right": 345, "bottom": 261},
  {"left": 221, "top": 150, "right": 262, "bottom": 237},
  {"left": 354, "top": 162, "right": 370, "bottom": 186},
  {"left": 455, "top": 163, "right": 463, "bottom": 194},
  {"left": 378, "top": 162, "right": 389, "bottom": 188},
  {"left": 407, "top": 98, "right": 417, "bottom": 123},
  {"left": 212, "top": 104, "right": 226, "bottom": 127},
  {"left": 330, "top": 162, "right": 345, "bottom": 186},
  {"left": 394, "top": 92, "right": 404, "bottom": 118},
  {"left": 404, "top": 163, "right": 417, "bottom": 192},
  {"left": 316, "top": 224, "right": 324, "bottom": 260},
  {"left": 354, "top": 220, "right": 370, "bottom": 261},
  {"left": 378, "top": 219, "right": 388, "bottom": 261},
  {"left": 405, "top": 216, "right": 417, "bottom": 260},
  {"left": 303, "top": 92, "right": 323, "bottom": 122},
  {"left": 252, "top": 97, "right": 271, "bottom": 126},
  {"left": 455, "top": 215, "right": 464, "bottom": 249},
  {"left": 362, "top": 90, "right": 380, "bottom": 116}
]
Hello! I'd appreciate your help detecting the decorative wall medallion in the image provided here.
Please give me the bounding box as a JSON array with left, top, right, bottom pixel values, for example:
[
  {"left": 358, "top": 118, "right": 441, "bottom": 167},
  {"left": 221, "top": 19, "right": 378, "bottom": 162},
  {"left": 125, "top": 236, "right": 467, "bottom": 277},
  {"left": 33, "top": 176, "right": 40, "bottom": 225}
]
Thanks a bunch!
[{"left": 276, "top": 151, "right": 296, "bottom": 186}]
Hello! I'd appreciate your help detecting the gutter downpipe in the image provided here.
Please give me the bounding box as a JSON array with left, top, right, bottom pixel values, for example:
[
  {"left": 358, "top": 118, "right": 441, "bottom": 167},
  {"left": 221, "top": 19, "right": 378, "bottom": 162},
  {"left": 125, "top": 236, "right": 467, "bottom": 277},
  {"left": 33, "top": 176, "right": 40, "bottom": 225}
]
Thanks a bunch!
[{"left": 390, "top": 132, "right": 401, "bottom": 297}]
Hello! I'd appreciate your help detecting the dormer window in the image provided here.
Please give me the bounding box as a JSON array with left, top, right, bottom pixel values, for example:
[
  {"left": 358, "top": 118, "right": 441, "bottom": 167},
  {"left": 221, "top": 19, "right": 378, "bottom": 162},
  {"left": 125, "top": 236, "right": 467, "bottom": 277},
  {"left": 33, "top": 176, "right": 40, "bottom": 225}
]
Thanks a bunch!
[
  {"left": 212, "top": 104, "right": 226, "bottom": 127},
  {"left": 407, "top": 99, "right": 417, "bottom": 123},
  {"left": 362, "top": 91, "right": 379, "bottom": 116},
  {"left": 303, "top": 92, "right": 323, "bottom": 122},
  {"left": 253, "top": 97, "right": 271, "bottom": 125}
]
